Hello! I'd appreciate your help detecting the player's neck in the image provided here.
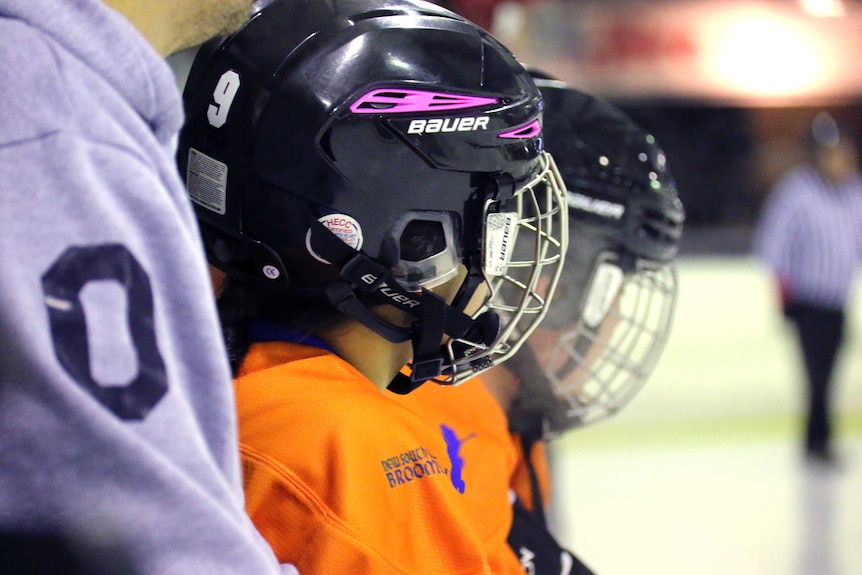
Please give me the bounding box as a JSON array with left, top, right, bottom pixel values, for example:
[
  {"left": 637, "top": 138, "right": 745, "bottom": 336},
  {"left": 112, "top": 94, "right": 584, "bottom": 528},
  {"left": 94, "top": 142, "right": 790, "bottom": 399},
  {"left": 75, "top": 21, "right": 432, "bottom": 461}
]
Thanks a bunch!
[{"left": 323, "top": 320, "right": 413, "bottom": 391}]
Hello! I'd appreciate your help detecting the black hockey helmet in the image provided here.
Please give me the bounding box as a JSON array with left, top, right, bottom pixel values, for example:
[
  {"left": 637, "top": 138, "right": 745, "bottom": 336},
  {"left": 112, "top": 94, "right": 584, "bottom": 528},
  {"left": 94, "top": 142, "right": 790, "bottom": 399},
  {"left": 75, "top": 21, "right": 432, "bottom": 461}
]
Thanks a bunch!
[
  {"left": 178, "top": 0, "right": 568, "bottom": 390},
  {"left": 506, "top": 77, "right": 684, "bottom": 436}
]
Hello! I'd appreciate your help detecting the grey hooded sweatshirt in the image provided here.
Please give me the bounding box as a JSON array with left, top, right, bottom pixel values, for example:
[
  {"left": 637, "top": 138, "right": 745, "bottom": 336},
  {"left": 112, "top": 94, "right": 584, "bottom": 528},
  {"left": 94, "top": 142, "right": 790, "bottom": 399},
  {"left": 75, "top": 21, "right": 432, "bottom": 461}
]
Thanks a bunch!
[{"left": 0, "top": 1, "right": 289, "bottom": 573}]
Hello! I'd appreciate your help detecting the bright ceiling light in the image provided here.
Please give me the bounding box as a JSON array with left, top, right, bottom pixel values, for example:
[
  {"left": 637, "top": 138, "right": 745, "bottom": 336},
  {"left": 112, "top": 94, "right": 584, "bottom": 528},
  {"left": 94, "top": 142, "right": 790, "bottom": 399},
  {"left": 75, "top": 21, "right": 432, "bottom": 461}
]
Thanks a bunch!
[
  {"left": 710, "top": 13, "right": 823, "bottom": 96},
  {"left": 799, "top": 0, "right": 846, "bottom": 18}
]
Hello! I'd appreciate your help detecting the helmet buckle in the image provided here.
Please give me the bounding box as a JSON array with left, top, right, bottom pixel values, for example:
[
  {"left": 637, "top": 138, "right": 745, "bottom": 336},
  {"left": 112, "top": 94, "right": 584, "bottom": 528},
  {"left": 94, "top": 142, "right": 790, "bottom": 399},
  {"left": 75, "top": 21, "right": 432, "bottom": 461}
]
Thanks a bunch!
[{"left": 411, "top": 358, "right": 445, "bottom": 382}]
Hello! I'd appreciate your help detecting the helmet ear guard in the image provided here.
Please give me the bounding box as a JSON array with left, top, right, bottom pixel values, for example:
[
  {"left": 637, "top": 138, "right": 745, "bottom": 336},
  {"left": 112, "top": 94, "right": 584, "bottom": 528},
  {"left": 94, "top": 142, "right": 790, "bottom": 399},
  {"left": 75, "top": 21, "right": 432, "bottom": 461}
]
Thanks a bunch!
[
  {"left": 201, "top": 224, "right": 291, "bottom": 290},
  {"left": 383, "top": 211, "right": 463, "bottom": 292}
]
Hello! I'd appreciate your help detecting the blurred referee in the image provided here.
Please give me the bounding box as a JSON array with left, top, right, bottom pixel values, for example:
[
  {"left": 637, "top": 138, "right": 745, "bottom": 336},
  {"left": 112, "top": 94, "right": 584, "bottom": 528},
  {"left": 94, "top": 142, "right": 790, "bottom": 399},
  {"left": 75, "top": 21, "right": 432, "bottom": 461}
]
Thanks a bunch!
[{"left": 754, "top": 112, "right": 862, "bottom": 467}]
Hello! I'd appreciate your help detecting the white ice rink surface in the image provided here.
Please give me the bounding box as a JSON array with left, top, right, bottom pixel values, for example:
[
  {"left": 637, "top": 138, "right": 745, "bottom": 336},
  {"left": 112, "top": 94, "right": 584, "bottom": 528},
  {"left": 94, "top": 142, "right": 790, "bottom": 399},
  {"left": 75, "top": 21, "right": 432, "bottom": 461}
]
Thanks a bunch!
[{"left": 547, "top": 257, "right": 862, "bottom": 575}]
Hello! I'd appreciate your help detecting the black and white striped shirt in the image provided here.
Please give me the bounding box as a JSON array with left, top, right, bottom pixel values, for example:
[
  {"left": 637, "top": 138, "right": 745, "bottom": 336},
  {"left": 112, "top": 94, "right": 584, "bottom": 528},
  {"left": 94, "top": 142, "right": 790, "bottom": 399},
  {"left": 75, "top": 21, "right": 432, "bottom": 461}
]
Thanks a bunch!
[{"left": 754, "top": 165, "right": 862, "bottom": 309}]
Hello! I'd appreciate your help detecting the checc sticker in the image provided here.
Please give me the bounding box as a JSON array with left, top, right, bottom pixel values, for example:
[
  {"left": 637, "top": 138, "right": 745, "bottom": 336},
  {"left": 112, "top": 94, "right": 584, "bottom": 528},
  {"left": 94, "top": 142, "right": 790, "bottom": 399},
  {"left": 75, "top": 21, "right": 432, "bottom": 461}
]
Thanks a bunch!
[
  {"left": 484, "top": 212, "right": 519, "bottom": 276},
  {"left": 307, "top": 213, "right": 363, "bottom": 264},
  {"left": 186, "top": 148, "right": 227, "bottom": 215}
]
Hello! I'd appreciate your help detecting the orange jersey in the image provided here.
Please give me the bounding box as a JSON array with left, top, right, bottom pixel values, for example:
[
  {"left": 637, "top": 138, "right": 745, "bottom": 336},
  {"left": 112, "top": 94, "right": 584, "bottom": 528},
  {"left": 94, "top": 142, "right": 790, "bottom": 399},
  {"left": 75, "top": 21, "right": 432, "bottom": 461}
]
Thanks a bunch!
[
  {"left": 509, "top": 434, "right": 551, "bottom": 513},
  {"left": 235, "top": 341, "right": 491, "bottom": 575},
  {"left": 389, "top": 378, "right": 525, "bottom": 575}
]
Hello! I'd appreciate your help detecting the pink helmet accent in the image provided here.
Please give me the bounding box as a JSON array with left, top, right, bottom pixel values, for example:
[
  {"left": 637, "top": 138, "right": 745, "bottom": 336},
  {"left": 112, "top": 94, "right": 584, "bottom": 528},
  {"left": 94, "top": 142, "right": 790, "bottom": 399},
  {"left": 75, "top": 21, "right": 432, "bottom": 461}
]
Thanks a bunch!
[
  {"left": 350, "top": 88, "right": 499, "bottom": 114},
  {"left": 498, "top": 119, "right": 541, "bottom": 139}
]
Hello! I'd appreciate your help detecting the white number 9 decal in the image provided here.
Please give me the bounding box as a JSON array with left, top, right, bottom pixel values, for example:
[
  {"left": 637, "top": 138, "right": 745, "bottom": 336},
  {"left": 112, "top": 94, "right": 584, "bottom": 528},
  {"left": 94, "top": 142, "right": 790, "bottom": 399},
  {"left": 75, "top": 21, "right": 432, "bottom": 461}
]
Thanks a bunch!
[{"left": 207, "top": 70, "right": 241, "bottom": 128}]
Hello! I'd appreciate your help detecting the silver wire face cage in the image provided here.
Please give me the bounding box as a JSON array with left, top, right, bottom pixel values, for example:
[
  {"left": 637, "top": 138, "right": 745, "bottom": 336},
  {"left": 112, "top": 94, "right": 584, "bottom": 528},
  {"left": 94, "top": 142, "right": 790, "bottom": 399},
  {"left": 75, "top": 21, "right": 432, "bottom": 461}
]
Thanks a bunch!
[
  {"left": 541, "top": 255, "right": 678, "bottom": 433},
  {"left": 440, "top": 151, "right": 569, "bottom": 385}
]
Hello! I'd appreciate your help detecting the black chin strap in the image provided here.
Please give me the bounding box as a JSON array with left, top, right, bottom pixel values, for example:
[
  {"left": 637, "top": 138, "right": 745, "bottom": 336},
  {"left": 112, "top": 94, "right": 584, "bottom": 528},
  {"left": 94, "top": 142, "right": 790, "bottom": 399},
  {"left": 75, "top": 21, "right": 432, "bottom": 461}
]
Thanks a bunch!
[
  {"left": 409, "top": 291, "right": 449, "bottom": 380},
  {"left": 387, "top": 291, "right": 449, "bottom": 395},
  {"left": 323, "top": 281, "right": 411, "bottom": 343},
  {"left": 388, "top": 307, "right": 502, "bottom": 394}
]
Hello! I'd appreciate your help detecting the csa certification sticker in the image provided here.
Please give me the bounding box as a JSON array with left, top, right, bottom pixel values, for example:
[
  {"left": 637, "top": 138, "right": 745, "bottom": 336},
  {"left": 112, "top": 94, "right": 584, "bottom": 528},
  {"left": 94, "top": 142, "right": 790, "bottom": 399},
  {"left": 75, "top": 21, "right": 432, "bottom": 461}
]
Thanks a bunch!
[
  {"left": 484, "top": 212, "right": 519, "bottom": 276},
  {"left": 306, "top": 214, "right": 364, "bottom": 264},
  {"left": 187, "top": 147, "right": 227, "bottom": 215}
]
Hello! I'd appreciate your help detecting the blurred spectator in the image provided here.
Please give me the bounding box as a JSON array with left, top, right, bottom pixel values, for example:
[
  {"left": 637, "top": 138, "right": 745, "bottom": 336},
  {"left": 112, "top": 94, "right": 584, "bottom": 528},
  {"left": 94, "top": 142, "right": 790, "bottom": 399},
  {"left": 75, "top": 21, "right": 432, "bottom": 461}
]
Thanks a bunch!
[{"left": 753, "top": 111, "right": 862, "bottom": 466}]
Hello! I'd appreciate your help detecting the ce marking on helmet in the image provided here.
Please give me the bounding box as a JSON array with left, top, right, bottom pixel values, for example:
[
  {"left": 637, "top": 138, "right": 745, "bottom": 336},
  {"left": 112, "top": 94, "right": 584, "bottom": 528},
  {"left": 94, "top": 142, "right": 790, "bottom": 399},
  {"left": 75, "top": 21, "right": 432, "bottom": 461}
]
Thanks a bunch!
[
  {"left": 360, "top": 274, "right": 420, "bottom": 308},
  {"left": 262, "top": 265, "right": 281, "bottom": 280}
]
